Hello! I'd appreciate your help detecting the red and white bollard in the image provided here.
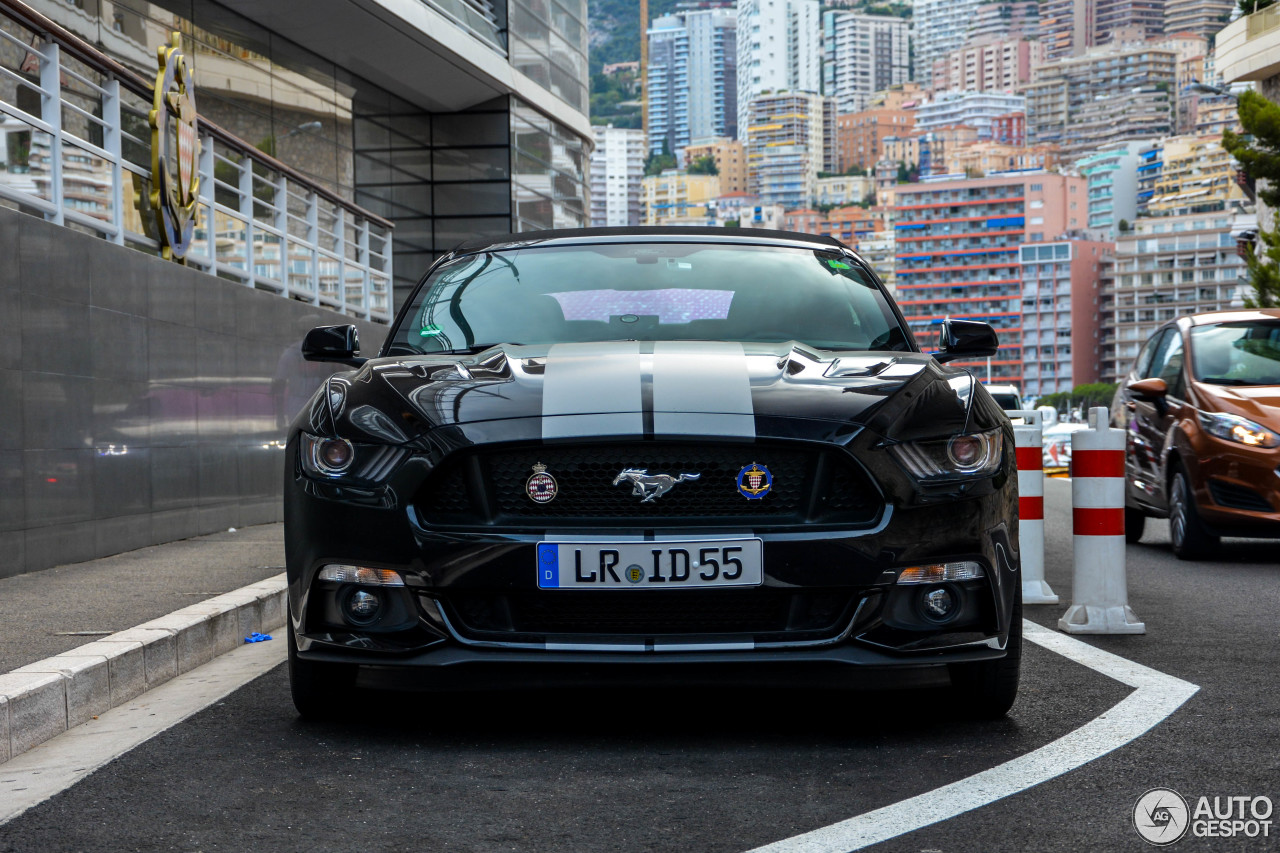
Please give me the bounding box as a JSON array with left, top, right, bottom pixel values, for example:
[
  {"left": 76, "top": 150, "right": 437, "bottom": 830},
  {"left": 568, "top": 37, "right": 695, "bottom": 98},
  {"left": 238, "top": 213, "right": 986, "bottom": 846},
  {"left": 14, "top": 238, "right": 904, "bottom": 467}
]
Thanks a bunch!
[
  {"left": 1011, "top": 410, "right": 1058, "bottom": 605},
  {"left": 1058, "top": 407, "right": 1146, "bottom": 634}
]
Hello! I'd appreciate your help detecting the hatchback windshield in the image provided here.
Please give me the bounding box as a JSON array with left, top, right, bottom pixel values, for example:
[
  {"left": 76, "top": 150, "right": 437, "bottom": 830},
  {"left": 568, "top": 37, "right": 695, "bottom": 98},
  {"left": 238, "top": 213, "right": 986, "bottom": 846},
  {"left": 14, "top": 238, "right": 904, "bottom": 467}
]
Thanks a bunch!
[
  {"left": 1190, "top": 321, "right": 1280, "bottom": 386},
  {"left": 386, "top": 242, "right": 911, "bottom": 355}
]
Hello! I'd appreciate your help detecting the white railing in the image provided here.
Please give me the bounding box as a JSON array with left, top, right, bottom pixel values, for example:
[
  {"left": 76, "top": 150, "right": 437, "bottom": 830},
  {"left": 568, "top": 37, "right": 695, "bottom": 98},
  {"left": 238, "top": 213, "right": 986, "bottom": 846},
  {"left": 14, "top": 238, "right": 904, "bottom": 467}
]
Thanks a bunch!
[{"left": 0, "top": 0, "right": 393, "bottom": 322}]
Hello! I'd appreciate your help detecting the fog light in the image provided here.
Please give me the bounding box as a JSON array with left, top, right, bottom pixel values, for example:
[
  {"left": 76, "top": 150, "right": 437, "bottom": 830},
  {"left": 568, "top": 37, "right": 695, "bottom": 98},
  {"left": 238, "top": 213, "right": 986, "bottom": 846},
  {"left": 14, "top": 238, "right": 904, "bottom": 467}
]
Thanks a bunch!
[
  {"left": 342, "top": 588, "right": 382, "bottom": 625},
  {"left": 896, "top": 561, "right": 984, "bottom": 584},
  {"left": 921, "top": 587, "right": 956, "bottom": 620}
]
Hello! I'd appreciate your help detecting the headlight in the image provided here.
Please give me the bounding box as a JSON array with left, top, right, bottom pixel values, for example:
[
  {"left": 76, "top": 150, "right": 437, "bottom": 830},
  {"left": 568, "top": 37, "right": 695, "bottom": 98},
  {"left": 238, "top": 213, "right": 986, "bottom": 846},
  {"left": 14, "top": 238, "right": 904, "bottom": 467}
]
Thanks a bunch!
[
  {"left": 1197, "top": 411, "right": 1279, "bottom": 448},
  {"left": 891, "top": 428, "right": 1004, "bottom": 480},
  {"left": 299, "top": 433, "right": 408, "bottom": 482}
]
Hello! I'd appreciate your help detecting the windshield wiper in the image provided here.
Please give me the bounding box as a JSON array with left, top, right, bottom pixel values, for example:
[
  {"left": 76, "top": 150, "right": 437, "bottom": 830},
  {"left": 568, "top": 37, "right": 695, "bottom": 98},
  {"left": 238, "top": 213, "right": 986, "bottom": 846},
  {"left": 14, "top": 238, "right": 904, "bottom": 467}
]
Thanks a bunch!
[
  {"left": 1201, "top": 377, "right": 1272, "bottom": 386},
  {"left": 440, "top": 342, "right": 522, "bottom": 355}
]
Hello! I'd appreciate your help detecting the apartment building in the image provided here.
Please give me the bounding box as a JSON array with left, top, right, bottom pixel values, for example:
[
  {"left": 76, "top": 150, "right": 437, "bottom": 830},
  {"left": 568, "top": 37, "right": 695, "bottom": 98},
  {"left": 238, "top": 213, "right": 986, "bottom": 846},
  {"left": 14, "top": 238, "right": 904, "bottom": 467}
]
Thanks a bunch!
[
  {"left": 916, "top": 91, "right": 1027, "bottom": 141},
  {"left": 744, "top": 92, "right": 831, "bottom": 207},
  {"left": 1076, "top": 141, "right": 1147, "bottom": 238},
  {"left": 892, "top": 173, "right": 1087, "bottom": 383},
  {"left": 590, "top": 125, "right": 647, "bottom": 227},
  {"left": 930, "top": 37, "right": 1042, "bottom": 94},
  {"left": 647, "top": 9, "right": 738, "bottom": 155},
  {"left": 822, "top": 10, "right": 910, "bottom": 115},
  {"left": 737, "top": 0, "right": 821, "bottom": 137},
  {"left": 1101, "top": 213, "right": 1247, "bottom": 381},
  {"left": 1018, "top": 239, "right": 1114, "bottom": 396},
  {"left": 835, "top": 107, "right": 916, "bottom": 172},
  {"left": 683, "top": 138, "right": 749, "bottom": 194},
  {"left": 641, "top": 171, "right": 721, "bottom": 225}
]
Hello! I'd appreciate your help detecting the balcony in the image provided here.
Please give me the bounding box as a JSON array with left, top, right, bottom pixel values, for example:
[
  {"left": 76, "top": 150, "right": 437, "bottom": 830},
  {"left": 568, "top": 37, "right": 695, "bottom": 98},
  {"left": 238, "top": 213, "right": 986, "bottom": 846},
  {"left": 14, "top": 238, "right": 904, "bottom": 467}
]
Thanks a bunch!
[{"left": 1216, "top": 7, "right": 1280, "bottom": 84}]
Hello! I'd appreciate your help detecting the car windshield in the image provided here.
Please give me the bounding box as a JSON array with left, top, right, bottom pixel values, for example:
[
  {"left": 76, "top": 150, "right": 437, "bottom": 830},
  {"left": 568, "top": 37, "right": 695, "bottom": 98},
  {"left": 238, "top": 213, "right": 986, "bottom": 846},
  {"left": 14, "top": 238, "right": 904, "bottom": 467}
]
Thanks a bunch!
[
  {"left": 989, "top": 392, "right": 1020, "bottom": 411},
  {"left": 385, "top": 242, "right": 912, "bottom": 355},
  {"left": 1189, "top": 321, "right": 1280, "bottom": 386}
]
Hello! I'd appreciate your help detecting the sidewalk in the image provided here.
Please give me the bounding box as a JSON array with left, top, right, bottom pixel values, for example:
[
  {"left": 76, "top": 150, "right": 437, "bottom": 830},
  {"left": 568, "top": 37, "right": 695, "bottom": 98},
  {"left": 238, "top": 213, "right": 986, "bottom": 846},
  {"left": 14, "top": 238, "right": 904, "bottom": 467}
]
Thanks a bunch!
[{"left": 0, "top": 524, "right": 286, "bottom": 674}]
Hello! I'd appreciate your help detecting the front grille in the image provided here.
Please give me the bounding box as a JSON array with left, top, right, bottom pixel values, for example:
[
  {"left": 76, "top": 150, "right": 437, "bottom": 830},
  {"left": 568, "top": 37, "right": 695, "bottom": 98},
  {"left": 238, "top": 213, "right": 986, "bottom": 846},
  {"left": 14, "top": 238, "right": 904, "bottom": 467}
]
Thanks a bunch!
[
  {"left": 1208, "top": 478, "right": 1274, "bottom": 513},
  {"left": 416, "top": 441, "right": 880, "bottom": 528},
  {"left": 443, "top": 589, "right": 857, "bottom": 638}
]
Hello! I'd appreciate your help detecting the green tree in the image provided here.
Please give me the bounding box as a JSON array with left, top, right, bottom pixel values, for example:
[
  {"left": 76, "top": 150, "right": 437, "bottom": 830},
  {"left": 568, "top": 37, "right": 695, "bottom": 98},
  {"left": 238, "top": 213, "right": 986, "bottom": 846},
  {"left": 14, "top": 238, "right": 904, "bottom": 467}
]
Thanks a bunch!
[
  {"left": 644, "top": 138, "right": 677, "bottom": 177},
  {"left": 1118, "top": 218, "right": 1130, "bottom": 233},
  {"left": 687, "top": 155, "right": 719, "bottom": 175},
  {"left": 1223, "top": 89, "right": 1280, "bottom": 307},
  {"left": 1238, "top": 0, "right": 1275, "bottom": 15},
  {"left": 1036, "top": 383, "right": 1119, "bottom": 413}
]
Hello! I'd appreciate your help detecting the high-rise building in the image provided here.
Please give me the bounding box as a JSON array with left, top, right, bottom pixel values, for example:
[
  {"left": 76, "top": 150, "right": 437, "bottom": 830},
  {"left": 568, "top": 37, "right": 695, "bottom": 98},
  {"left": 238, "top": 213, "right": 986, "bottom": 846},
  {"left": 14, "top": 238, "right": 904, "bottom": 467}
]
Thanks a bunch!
[
  {"left": 1164, "top": 0, "right": 1233, "bottom": 40},
  {"left": 892, "top": 173, "right": 1087, "bottom": 383},
  {"left": 967, "top": 1, "right": 1041, "bottom": 41},
  {"left": 1024, "top": 42, "right": 1178, "bottom": 157},
  {"left": 647, "top": 9, "right": 739, "bottom": 156},
  {"left": 1094, "top": 0, "right": 1167, "bottom": 43},
  {"left": 736, "top": 0, "right": 821, "bottom": 135},
  {"left": 915, "top": 92, "right": 1027, "bottom": 140},
  {"left": 744, "top": 92, "right": 829, "bottom": 207},
  {"left": 930, "top": 37, "right": 1043, "bottom": 94},
  {"left": 590, "top": 126, "right": 647, "bottom": 227},
  {"left": 1018, "top": 239, "right": 1114, "bottom": 396},
  {"left": 1147, "top": 134, "right": 1249, "bottom": 217},
  {"left": 1038, "top": 0, "right": 1094, "bottom": 60},
  {"left": 912, "top": 0, "right": 986, "bottom": 87},
  {"left": 1076, "top": 141, "right": 1147, "bottom": 238},
  {"left": 1101, "top": 212, "right": 1248, "bottom": 382},
  {"left": 821, "top": 11, "right": 910, "bottom": 115}
]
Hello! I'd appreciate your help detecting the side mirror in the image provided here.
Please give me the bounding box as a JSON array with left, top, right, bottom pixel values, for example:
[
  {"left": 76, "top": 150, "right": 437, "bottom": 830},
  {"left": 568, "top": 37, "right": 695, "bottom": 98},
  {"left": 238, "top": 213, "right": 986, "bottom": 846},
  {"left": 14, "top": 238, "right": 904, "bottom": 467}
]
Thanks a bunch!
[
  {"left": 302, "top": 324, "right": 366, "bottom": 367},
  {"left": 1127, "top": 377, "right": 1168, "bottom": 401},
  {"left": 934, "top": 319, "right": 999, "bottom": 363}
]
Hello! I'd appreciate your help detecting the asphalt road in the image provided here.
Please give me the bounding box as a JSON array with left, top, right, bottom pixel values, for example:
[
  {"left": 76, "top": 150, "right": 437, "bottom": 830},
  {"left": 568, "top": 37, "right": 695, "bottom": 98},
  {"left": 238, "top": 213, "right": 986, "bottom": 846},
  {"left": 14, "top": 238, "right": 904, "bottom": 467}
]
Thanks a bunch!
[{"left": 1, "top": 479, "right": 1276, "bottom": 853}]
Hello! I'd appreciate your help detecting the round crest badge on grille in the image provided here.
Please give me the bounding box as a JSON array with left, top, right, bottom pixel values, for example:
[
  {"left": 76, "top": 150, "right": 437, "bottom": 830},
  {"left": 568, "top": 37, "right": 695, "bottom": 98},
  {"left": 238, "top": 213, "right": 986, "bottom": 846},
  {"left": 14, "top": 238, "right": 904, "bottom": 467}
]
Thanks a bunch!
[
  {"left": 736, "top": 462, "right": 773, "bottom": 500},
  {"left": 526, "top": 462, "right": 558, "bottom": 504}
]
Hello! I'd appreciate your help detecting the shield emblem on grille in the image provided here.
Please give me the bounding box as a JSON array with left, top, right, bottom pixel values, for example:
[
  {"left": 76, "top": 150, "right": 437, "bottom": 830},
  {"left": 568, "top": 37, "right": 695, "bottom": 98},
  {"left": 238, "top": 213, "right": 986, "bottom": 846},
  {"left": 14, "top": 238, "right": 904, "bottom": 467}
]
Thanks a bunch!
[{"left": 736, "top": 463, "right": 773, "bottom": 500}]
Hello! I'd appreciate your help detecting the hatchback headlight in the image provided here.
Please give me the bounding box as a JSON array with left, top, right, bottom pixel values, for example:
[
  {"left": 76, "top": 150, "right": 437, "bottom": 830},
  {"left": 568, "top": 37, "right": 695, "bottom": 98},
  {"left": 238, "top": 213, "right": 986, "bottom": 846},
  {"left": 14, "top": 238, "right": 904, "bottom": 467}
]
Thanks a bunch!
[
  {"left": 1197, "top": 412, "right": 1279, "bottom": 448},
  {"left": 892, "top": 428, "right": 1004, "bottom": 480}
]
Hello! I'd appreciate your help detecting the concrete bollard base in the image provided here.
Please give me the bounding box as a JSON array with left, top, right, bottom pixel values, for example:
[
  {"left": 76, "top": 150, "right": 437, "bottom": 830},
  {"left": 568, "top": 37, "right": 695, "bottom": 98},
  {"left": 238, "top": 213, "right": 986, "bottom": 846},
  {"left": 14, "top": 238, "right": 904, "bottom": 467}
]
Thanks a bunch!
[
  {"left": 1058, "top": 603, "right": 1146, "bottom": 634},
  {"left": 1023, "top": 579, "right": 1060, "bottom": 605}
]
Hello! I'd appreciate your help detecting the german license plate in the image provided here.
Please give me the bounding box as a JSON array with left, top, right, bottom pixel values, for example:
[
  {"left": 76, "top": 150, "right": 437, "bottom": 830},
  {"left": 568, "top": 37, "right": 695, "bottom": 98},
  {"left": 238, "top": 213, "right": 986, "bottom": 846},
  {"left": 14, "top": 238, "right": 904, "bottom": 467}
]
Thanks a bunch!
[{"left": 537, "top": 539, "right": 763, "bottom": 589}]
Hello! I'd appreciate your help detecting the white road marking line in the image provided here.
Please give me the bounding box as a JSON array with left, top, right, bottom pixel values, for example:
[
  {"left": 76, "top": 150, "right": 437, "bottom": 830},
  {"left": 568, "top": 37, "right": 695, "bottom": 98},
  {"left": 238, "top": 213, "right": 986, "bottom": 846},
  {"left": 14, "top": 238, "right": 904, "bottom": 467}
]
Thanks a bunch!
[
  {"left": 744, "top": 621, "right": 1199, "bottom": 853},
  {"left": 0, "top": 639, "right": 286, "bottom": 827}
]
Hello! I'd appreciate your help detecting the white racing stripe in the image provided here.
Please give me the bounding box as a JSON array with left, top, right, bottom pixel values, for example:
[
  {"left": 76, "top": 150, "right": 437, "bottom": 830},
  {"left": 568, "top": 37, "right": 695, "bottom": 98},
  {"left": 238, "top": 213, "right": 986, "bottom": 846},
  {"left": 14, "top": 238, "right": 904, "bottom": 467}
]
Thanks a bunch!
[
  {"left": 743, "top": 621, "right": 1199, "bottom": 853},
  {"left": 652, "top": 341, "right": 755, "bottom": 438},
  {"left": 542, "top": 342, "right": 644, "bottom": 439}
]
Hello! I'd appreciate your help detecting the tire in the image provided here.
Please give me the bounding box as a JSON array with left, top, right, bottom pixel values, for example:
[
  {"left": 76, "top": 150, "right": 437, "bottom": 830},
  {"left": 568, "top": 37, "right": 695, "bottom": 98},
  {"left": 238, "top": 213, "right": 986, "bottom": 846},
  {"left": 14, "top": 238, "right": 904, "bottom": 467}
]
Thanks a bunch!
[
  {"left": 1168, "top": 467, "right": 1217, "bottom": 561},
  {"left": 1124, "top": 506, "right": 1146, "bottom": 544},
  {"left": 948, "top": 592, "right": 1021, "bottom": 719},
  {"left": 288, "top": 619, "right": 359, "bottom": 719}
]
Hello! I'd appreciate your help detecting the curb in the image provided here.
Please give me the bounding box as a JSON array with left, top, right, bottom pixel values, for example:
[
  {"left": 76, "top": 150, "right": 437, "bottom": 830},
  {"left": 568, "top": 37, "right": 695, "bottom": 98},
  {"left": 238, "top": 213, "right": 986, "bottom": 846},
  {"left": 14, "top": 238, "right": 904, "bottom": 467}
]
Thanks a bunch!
[{"left": 0, "top": 574, "right": 287, "bottom": 764}]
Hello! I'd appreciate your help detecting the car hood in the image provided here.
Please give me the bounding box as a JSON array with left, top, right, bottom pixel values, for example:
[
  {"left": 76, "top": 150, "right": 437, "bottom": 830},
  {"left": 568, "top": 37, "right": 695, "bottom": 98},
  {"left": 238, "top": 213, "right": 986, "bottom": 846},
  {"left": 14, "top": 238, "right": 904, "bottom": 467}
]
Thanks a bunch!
[
  {"left": 309, "top": 341, "right": 987, "bottom": 446},
  {"left": 1193, "top": 382, "right": 1280, "bottom": 427}
]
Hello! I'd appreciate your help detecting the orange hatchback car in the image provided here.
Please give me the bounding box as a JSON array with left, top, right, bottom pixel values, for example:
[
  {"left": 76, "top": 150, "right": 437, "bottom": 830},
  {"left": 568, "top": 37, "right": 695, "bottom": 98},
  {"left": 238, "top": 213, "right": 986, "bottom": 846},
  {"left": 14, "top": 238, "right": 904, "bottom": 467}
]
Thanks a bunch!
[{"left": 1114, "top": 308, "right": 1280, "bottom": 559}]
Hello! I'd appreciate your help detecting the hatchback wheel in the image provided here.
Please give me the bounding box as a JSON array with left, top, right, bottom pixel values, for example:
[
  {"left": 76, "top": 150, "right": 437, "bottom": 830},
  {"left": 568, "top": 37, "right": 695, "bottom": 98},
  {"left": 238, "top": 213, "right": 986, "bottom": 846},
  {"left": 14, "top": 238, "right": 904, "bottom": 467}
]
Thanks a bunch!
[{"left": 1169, "top": 468, "right": 1217, "bottom": 561}]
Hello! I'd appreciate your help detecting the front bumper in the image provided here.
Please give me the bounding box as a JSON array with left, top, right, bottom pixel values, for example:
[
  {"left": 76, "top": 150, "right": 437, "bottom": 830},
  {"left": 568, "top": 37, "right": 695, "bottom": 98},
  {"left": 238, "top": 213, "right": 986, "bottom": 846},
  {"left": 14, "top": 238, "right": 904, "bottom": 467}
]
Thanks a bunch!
[{"left": 284, "top": 451, "right": 1020, "bottom": 686}]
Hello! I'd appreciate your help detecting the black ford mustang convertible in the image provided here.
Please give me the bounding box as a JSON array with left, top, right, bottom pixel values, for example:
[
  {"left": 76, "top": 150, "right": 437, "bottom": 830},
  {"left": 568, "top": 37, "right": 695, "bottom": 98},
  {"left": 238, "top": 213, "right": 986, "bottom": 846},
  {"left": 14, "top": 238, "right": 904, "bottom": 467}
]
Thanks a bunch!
[{"left": 285, "top": 228, "right": 1021, "bottom": 718}]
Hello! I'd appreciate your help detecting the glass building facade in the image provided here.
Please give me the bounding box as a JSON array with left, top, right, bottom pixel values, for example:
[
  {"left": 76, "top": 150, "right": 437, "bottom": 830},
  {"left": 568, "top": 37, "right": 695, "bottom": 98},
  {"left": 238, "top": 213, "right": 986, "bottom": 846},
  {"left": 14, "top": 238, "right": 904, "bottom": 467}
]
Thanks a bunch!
[{"left": 23, "top": 0, "right": 590, "bottom": 308}]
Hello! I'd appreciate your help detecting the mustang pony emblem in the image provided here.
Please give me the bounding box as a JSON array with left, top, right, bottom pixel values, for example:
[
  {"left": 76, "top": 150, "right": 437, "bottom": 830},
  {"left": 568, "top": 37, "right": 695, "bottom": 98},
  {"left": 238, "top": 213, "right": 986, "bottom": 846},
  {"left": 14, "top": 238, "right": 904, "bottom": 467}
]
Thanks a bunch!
[{"left": 612, "top": 469, "right": 701, "bottom": 503}]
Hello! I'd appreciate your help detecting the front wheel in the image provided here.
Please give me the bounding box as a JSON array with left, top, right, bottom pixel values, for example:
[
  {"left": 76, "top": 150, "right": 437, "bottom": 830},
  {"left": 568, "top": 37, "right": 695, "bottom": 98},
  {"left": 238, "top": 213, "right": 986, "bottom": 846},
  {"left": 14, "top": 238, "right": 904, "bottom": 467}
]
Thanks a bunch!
[
  {"left": 288, "top": 618, "right": 359, "bottom": 719},
  {"left": 1169, "top": 468, "right": 1217, "bottom": 561},
  {"left": 1124, "top": 506, "right": 1146, "bottom": 544},
  {"left": 948, "top": 593, "right": 1021, "bottom": 719}
]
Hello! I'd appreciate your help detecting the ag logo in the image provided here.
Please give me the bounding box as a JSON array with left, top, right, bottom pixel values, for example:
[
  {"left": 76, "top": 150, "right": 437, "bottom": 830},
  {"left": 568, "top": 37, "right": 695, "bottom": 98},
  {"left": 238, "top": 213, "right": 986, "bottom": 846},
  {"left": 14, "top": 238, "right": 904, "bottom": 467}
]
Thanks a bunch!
[
  {"left": 149, "top": 31, "right": 200, "bottom": 261},
  {"left": 1134, "top": 788, "right": 1190, "bottom": 845}
]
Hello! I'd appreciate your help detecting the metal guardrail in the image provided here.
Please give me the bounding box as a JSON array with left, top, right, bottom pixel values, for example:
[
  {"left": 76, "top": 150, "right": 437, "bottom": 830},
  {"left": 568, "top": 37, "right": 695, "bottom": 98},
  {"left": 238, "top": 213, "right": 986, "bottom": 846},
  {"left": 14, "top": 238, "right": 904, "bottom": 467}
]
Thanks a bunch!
[{"left": 0, "top": 0, "right": 393, "bottom": 322}]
